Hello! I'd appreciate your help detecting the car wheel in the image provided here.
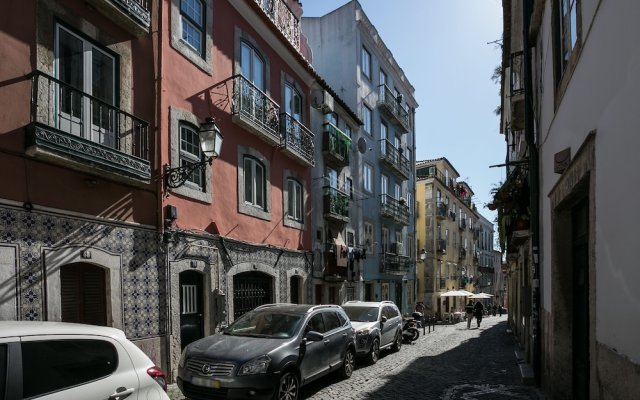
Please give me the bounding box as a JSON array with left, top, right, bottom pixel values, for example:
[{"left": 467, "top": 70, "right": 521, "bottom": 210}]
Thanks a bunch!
[
  {"left": 391, "top": 331, "right": 402, "bottom": 352},
  {"left": 338, "top": 348, "right": 355, "bottom": 379},
  {"left": 273, "top": 371, "right": 299, "bottom": 400},
  {"left": 366, "top": 338, "right": 380, "bottom": 364}
]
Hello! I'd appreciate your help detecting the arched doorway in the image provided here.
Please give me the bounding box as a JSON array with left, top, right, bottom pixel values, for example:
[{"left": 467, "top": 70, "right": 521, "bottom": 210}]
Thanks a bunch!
[
  {"left": 179, "top": 270, "right": 204, "bottom": 350},
  {"left": 233, "top": 271, "right": 273, "bottom": 319},
  {"left": 60, "top": 263, "right": 106, "bottom": 326}
]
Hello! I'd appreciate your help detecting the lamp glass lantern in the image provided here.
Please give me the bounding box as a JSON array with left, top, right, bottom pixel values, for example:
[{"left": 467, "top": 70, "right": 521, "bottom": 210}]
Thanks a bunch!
[{"left": 164, "top": 117, "right": 224, "bottom": 189}]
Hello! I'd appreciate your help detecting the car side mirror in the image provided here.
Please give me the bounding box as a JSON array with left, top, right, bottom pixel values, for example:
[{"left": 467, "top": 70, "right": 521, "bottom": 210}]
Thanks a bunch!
[{"left": 305, "top": 331, "right": 324, "bottom": 342}]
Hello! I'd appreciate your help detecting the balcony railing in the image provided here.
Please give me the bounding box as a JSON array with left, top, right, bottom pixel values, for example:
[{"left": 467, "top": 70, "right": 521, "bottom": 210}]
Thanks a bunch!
[
  {"left": 510, "top": 51, "right": 524, "bottom": 97},
  {"left": 323, "top": 243, "right": 347, "bottom": 280},
  {"left": 437, "top": 239, "right": 447, "bottom": 254},
  {"left": 85, "top": 0, "right": 150, "bottom": 34},
  {"left": 323, "top": 186, "right": 349, "bottom": 223},
  {"left": 435, "top": 201, "right": 448, "bottom": 219},
  {"left": 379, "top": 194, "right": 410, "bottom": 226},
  {"left": 254, "top": 0, "right": 300, "bottom": 50},
  {"left": 280, "top": 113, "right": 314, "bottom": 167},
  {"left": 322, "top": 122, "right": 351, "bottom": 168},
  {"left": 232, "top": 75, "right": 281, "bottom": 145},
  {"left": 26, "top": 71, "right": 150, "bottom": 181},
  {"left": 379, "top": 139, "right": 410, "bottom": 180},
  {"left": 377, "top": 84, "right": 410, "bottom": 132},
  {"left": 380, "top": 253, "right": 411, "bottom": 275},
  {"left": 459, "top": 247, "right": 467, "bottom": 259}
]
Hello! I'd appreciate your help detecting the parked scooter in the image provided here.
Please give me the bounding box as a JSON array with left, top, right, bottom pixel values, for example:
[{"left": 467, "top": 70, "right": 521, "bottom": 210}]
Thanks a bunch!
[{"left": 402, "top": 315, "right": 420, "bottom": 343}]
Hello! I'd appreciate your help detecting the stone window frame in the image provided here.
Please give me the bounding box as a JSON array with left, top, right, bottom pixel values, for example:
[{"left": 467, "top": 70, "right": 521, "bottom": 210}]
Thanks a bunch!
[
  {"left": 237, "top": 145, "right": 271, "bottom": 221},
  {"left": 169, "top": 107, "right": 213, "bottom": 203},
  {"left": 283, "top": 170, "right": 306, "bottom": 230},
  {"left": 170, "top": 0, "right": 213, "bottom": 74},
  {"left": 361, "top": 46, "right": 372, "bottom": 80},
  {"left": 552, "top": 0, "right": 582, "bottom": 108}
]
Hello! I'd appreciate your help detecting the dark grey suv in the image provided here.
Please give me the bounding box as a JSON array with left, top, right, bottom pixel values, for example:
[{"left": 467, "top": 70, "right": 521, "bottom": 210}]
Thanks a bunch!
[
  {"left": 177, "top": 304, "right": 356, "bottom": 400},
  {"left": 341, "top": 301, "right": 403, "bottom": 364}
]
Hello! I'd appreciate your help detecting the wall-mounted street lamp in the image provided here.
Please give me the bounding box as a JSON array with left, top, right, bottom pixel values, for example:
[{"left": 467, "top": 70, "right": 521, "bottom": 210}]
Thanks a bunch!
[
  {"left": 419, "top": 248, "right": 427, "bottom": 262},
  {"left": 164, "top": 117, "right": 224, "bottom": 189}
]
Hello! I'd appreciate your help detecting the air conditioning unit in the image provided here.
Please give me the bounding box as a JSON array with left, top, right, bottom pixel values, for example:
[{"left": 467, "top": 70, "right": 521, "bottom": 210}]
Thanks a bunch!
[{"left": 312, "top": 89, "right": 334, "bottom": 114}]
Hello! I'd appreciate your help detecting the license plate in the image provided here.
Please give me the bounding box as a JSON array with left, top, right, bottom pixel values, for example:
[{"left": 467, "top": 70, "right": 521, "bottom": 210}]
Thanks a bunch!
[{"left": 191, "top": 376, "right": 222, "bottom": 389}]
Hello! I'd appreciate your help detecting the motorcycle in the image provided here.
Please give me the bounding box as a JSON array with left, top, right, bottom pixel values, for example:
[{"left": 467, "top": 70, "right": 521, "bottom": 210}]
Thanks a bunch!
[{"left": 402, "top": 315, "right": 420, "bottom": 343}]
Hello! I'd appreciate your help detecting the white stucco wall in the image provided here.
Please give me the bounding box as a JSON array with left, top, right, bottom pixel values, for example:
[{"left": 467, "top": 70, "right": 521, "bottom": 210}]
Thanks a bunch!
[{"left": 537, "top": 0, "right": 640, "bottom": 363}]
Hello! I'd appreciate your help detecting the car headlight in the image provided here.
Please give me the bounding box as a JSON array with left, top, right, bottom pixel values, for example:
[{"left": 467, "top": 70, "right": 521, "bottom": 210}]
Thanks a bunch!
[
  {"left": 357, "top": 328, "right": 370, "bottom": 336},
  {"left": 179, "top": 348, "right": 188, "bottom": 368},
  {"left": 239, "top": 355, "right": 271, "bottom": 375}
]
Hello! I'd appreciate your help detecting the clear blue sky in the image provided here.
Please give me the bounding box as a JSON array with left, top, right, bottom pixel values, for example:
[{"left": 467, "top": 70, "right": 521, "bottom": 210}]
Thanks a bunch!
[{"left": 301, "top": 0, "right": 505, "bottom": 226}]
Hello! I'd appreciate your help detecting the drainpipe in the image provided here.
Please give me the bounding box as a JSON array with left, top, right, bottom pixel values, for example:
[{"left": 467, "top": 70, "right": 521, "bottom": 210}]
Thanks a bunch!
[{"left": 522, "top": 0, "right": 541, "bottom": 384}]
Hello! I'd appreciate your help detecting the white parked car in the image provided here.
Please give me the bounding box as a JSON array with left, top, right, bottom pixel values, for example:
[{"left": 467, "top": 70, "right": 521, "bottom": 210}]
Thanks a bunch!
[{"left": 0, "top": 321, "right": 169, "bottom": 400}]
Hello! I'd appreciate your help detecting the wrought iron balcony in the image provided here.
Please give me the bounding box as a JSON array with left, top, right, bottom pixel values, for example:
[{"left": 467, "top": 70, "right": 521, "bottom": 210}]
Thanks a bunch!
[
  {"left": 86, "top": 0, "right": 150, "bottom": 35},
  {"left": 379, "top": 194, "right": 409, "bottom": 226},
  {"left": 323, "top": 186, "right": 349, "bottom": 223},
  {"left": 437, "top": 239, "right": 447, "bottom": 254},
  {"left": 510, "top": 51, "right": 525, "bottom": 130},
  {"left": 379, "top": 139, "right": 410, "bottom": 180},
  {"left": 232, "top": 75, "right": 281, "bottom": 146},
  {"left": 26, "top": 71, "right": 150, "bottom": 181},
  {"left": 280, "top": 113, "right": 314, "bottom": 167},
  {"left": 377, "top": 84, "right": 410, "bottom": 132},
  {"left": 459, "top": 247, "right": 467, "bottom": 260},
  {"left": 380, "top": 253, "right": 411, "bottom": 275},
  {"left": 254, "top": 0, "right": 300, "bottom": 50},
  {"left": 322, "top": 123, "right": 351, "bottom": 168},
  {"left": 323, "top": 243, "right": 347, "bottom": 280},
  {"left": 435, "top": 201, "right": 448, "bottom": 219}
]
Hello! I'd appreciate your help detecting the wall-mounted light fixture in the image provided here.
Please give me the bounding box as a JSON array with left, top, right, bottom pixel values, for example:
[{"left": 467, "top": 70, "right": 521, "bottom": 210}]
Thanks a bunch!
[
  {"left": 419, "top": 248, "right": 427, "bottom": 262},
  {"left": 164, "top": 117, "right": 224, "bottom": 189}
]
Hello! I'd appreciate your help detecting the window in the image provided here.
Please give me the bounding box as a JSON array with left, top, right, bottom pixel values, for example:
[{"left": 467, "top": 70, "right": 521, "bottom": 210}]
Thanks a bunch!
[
  {"left": 327, "top": 167, "right": 338, "bottom": 189},
  {"left": 344, "top": 125, "right": 352, "bottom": 138},
  {"left": 326, "top": 112, "right": 338, "bottom": 126},
  {"left": 55, "top": 24, "right": 116, "bottom": 146},
  {"left": 560, "top": 0, "right": 578, "bottom": 69},
  {"left": 382, "top": 227, "right": 389, "bottom": 253},
  {"left": 22, "top": 339, "right": 118, "bottom": 398},
  {"left": 362, "top": 104, "right": 372, "bottom": 135},
  {"left": 284, "top": 82, "right": 302, "bottom": 121},
  {"left": 345, "top": 177, "right": 353, "bottom": 199},
  {"left": 244, "top": 156, "right": 266, "bottom": 209},
  {"left": 364, "top": 221, "right": 374, "bottom": 253},
  {"left": 241, "top": 41, "right": 265, "bottom": 91},
  {"left": 181, "top": 0, "right": 205, "bottom": 55},
  {"left": 286, "top": 178, "right": 303, "bottom": 222},
  {"left": 407, "top": 192, "right": 412, "bottom": 214},
  {"left": 363, "top": 163, "right": 373, "bottom": 192},
  {"left": 379, "top": 69, "right": 387, "bottom": 87},
  {"left": 180, "top": 123, "right": 205, "bottom": 188},
  {"left": 394, "top": 183, "right": 401, "bottom": 201},
  {"left": 361, "top": 46, "right": 371, "bottom": 79},
  {"left": 395, "top": 232, "right": 403, "bottom": 255},
  {"left": 347, "top": 231, "right": 355, "bottom": 247},
  {"left": 380, "top": 121, "right": 388, "bottom": 154},
  {"left": 381, "top": 174, "right": 388, "bottom": 203}
]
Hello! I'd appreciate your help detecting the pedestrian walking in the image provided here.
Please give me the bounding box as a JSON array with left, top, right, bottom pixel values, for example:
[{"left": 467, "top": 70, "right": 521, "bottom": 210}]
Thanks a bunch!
[
  {"left": 465, "top": 300, "right": 474, "bottom": 329},
  {"left": 498, "top": 304, "right": 503, "bottom": 317},
  {"left": 474, "top": 300, "right": 484, "bottom": 328},
  {"left": 492, "top": 304, "right": 497, "bottom": 316}
]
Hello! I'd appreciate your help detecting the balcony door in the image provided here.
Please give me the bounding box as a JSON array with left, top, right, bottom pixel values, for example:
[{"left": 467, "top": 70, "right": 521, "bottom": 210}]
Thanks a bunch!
[
  {"left": 381, "top": 174, "right": 388, "bottom": 204},
  {"left": 55, "top": 24, "right": 116, "bottom": 147}
]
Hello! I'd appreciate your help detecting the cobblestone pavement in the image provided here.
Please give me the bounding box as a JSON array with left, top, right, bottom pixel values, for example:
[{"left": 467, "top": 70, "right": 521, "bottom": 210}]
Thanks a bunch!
[{"left": 168, "top": 315, "right": 544, "bottom": 400}]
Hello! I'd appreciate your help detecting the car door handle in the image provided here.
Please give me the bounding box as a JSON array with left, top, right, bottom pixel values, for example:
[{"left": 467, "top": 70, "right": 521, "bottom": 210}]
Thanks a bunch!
[
  {"left": 323, "top": 339, "right": 330, "bottom": 344},
  {"left": 109, "top": 387, "right": 135, "bottom": 400}
]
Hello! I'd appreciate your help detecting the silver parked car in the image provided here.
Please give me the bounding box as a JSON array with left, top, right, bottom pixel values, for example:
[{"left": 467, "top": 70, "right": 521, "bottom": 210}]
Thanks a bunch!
[
  {"left": 0, "top": 321, "right": 169, "bottom": 400},
  {"left": 177, "top": 304, "right": 356, "bottom": 400},
  {"left": 341, "top": 300, "right": 403, "bottom": 364}
]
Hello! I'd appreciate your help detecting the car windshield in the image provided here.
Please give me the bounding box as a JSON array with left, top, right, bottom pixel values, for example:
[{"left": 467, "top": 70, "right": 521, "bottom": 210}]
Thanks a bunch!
[
  {"left": 343, "top": 306, "right": 379, "bottom": 322},
  {"left": 224, "top": 309, "right": 304, "bottom": 339}
]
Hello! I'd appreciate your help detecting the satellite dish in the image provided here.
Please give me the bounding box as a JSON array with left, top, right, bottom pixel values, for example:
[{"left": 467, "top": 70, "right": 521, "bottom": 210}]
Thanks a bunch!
[{"left": 356, "top": 137, "right": 367, "bottom": 154}]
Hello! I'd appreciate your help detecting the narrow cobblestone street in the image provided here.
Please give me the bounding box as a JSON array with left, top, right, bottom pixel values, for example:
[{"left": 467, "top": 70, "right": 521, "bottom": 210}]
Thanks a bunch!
[{"left": 168, "top": 315, "right": 543, "bottom": 400}]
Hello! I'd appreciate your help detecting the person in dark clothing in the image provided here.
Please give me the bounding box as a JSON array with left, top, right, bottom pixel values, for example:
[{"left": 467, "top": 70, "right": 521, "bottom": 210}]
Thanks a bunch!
[
  {"left": 498, "top": 305, "right": 504, "bottom": 316},
  {"left": 465, "top": 300, "right": 474, "bottom": 329},
  {"left": 474, "top": 301, "right": 484, "bottom": 328},
  {"left": 492, "top": 304, "right": 497, "bottom": 316}
]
